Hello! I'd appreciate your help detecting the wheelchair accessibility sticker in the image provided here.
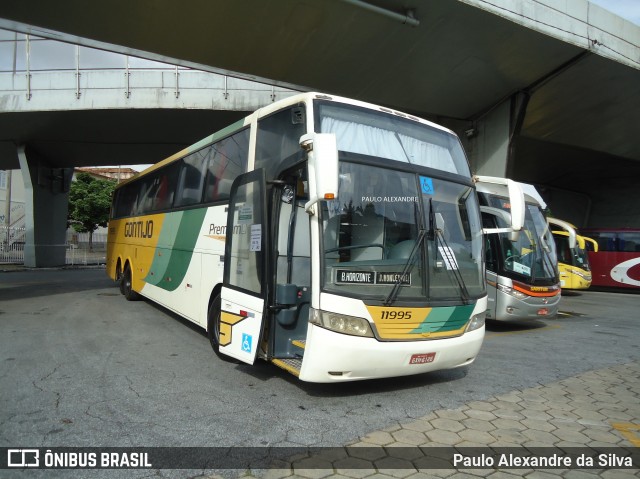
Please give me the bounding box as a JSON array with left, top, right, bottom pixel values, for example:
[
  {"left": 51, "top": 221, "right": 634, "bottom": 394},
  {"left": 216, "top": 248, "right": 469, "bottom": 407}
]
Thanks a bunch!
[
  {"left": 242, "top": 333, "right": 253, "bottom": 353},
  {"left": 420, "top": 176, "right": 434, "bottom": 195}
]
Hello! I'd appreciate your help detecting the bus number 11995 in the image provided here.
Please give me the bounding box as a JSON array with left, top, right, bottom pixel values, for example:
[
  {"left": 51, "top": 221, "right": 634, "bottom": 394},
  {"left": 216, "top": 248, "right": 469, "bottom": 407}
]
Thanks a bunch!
[{"left": 380, "top": 310, "right": 412, "bottom": 320}]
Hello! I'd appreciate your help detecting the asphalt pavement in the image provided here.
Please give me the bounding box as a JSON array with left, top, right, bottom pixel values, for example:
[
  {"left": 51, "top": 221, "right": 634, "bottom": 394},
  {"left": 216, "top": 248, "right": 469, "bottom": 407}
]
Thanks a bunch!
[{"left": 0, "top": 268, "right": 638, "bottom": 478}]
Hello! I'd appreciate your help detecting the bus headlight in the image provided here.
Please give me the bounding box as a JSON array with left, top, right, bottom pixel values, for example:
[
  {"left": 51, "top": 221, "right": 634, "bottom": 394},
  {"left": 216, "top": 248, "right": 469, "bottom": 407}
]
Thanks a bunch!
[
  {"left": 310, "top": 308, "right": 374, "bottom": 338},
  {"left": 497, "top": 283, "right": 528, "bottom": 300},
  {"left": 466, "top": 311, "right": 486, "bottom": 332}
]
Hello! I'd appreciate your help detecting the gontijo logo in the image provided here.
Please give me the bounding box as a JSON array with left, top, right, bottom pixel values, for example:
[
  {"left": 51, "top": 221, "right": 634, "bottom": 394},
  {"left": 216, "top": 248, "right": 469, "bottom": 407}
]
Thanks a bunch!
[{"left": 124, "top": 220, "right": 154, "bottom": 238}]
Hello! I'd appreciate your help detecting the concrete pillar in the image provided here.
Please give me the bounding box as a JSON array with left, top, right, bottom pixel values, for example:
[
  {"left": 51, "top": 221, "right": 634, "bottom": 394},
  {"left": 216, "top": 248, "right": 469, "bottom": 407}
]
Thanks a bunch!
[
  {"left": 464, "top": 92, "right": 529, "bottom": 178},
  {"left": 17, "top": 145, "right": 73, "bottom": 267}
]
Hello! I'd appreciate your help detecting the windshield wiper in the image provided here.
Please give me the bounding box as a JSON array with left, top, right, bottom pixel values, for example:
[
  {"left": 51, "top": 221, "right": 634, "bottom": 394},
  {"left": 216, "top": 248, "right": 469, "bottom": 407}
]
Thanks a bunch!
[
  {"left": 384, "top": 228, "right": 426, "bottom": 306},
  {"left": 428, "top": 196, "right": 470, "bottom": 302},
  {"left": 427, "top": 197, "right": 435, "bottom": 240},
  {"left": 434, "top": 227, "right": 471, "bottom": 302}
]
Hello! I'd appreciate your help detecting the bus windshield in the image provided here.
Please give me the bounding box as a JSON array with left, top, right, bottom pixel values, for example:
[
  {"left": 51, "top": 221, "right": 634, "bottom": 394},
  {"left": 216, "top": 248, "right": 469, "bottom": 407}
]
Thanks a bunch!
[
  {"left": 555, "top": 234, "right": 590, "bottom": 270},
  {"left": 320, "top": 161, "right": 484, "bottom": 302},
  {"left": 490, "top": 199, "right": 558, "bottom": 283}
]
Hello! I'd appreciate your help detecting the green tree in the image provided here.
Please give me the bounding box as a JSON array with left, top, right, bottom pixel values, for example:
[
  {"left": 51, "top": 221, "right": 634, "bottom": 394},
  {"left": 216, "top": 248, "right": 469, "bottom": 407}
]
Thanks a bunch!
[{"left": 68, "top": 173, "right": 116, "bottom": 251}]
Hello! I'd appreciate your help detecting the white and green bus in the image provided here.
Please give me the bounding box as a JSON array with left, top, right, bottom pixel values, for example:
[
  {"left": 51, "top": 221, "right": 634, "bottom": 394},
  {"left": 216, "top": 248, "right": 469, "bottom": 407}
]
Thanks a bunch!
[{"left": 107, "top": 93, "right": 521, "bottom": 382}]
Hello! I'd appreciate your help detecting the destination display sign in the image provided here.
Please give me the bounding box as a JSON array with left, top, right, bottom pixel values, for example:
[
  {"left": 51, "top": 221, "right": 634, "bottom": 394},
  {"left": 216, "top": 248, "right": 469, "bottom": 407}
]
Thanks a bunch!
[{"left": 336, "top": 270, "right": 411, "bottom": 285}]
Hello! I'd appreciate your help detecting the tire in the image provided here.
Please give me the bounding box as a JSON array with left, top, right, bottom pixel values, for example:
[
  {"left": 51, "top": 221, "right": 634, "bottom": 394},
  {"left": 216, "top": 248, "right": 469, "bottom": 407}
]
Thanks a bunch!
[
  {"left": 122, "top": 263, "right": 141, "bottom": 301},
  {"left": 117, "top": 264, "right": 124, "bottom": 294},
  {"left": 207, "top": 293, "right": 236, "bottom": 362}
]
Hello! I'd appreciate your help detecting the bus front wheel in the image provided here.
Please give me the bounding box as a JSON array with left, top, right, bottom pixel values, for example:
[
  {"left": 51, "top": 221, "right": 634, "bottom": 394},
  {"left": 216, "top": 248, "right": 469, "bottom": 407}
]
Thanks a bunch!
[{"left": 122, "top": 264, "right": 141, "bottom": 301}]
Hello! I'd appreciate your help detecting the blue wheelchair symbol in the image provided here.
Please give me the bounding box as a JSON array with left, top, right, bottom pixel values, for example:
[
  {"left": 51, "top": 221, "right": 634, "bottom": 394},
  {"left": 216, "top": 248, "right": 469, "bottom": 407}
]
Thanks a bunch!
[
  {"left": 242, "top": 333, "right": 252, "bottom": 353},
  {"left": 420, "top": 176, "right": 434, "bottom": 195}
]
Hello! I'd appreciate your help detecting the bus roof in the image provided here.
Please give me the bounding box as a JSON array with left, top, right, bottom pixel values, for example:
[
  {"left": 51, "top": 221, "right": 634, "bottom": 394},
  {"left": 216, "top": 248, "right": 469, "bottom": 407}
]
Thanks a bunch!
[{"left": 114, "top": 92, "right": 459, "bottom": 189}]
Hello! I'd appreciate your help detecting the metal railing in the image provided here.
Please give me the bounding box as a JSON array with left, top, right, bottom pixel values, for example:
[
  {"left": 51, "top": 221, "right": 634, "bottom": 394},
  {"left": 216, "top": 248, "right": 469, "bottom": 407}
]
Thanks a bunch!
[
  {"left": 0, "top": 227, "right": 108, "bottom": 265},
  {"left": 0, "top": 225, "right": 26, "bottom": 263},
  {"left": 65, "top": 231, "right": 107, "bottom": 266},
  {"left": 0, "top": 29, "right": 296, "bottom": 109}
]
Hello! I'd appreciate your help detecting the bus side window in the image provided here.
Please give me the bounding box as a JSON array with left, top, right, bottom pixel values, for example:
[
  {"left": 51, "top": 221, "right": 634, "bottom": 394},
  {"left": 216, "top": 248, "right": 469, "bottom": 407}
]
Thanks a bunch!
[
  {"left": 255, "top": 106, "right": 306, "bottom": 180},
  {"left": 481, "top": 213, "right": 497, "bottom": 271},
  {"left": 485, "top": 235, "right": 497, "bottom": 272},
  {"left": 155, "top": 175, "right": 170, "bottom": 210},
  {"left": 599, "top": 235, "right": 615, "bottom": 252},
  {"left": 175, "top": 151, "right": 207, "bottom": 208},
  {"left": 135, "top": 164, "right": 180, "bottom": 214},
  {"left": 203, "top": 128, "right": 250, "bottom": 203},
  {"left": 113, "top": 183, "right": 139, "bottom": 218},
  {"left": 136, "top": 177, "right": 154, "bottom": 214}
]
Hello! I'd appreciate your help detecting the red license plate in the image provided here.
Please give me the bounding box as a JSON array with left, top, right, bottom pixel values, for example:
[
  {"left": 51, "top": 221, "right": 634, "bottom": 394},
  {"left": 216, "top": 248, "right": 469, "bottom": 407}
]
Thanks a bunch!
[
  {"left": 409, "top": 352, "right": 436, "bottom": 365},
  {"left": 537, "top": 308, "right": 549, "bottom": 316}
]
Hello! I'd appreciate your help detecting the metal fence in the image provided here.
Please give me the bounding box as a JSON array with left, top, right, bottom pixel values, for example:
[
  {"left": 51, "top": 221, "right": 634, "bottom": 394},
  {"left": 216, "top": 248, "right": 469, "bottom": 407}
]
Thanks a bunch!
[
  {"left": 0, "top": 225, "right": 26, "bottom": 264},
  {"left": 66, "top": 231, "right": 107, "bottom": 265},
  {"left": 0, "top": 226, "right": 107, "bottom": 265}
]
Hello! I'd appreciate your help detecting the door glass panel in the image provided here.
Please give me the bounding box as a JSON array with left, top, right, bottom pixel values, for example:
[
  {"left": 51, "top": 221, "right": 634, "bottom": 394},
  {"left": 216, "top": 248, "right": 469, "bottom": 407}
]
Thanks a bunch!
[{"left": 226, "top": 173, "right": 265, "bottom": 295}]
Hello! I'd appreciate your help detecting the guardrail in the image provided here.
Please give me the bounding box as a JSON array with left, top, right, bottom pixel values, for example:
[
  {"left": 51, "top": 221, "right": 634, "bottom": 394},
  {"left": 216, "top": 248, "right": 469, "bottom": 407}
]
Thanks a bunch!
[
  {"left": 0, "top": 227, "right": 107, "bottom": 265},
  {"left": 0, "top": 30, "right": 295, "bottom": 111},
  {"left": 0, "top": 226, "right": 26, "bottom": 263}
]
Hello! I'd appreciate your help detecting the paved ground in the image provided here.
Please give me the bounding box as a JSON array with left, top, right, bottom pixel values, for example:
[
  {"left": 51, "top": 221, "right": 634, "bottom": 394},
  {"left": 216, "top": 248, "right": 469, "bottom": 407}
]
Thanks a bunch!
[
  {"left": 1, "top": 268, "right": 638, "bottom": 478},
  {"left": 233, "top": 361, "right": 639, "bottom": 478}
]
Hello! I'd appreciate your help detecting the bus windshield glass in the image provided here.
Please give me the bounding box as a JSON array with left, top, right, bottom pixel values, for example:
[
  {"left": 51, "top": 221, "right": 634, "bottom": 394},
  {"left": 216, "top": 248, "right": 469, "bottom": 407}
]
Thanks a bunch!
[
  {"left": 320, "top": 162, "right": 484, "bottom": 302},
  {"left": 316, "top": 102, "right": 471, "bottom": 177},
  {"left": 489, "top": 198, "right": 558, "bottom": 283},
  {"left": 555, "top": 234, "right": 590, "bottom": 270}
]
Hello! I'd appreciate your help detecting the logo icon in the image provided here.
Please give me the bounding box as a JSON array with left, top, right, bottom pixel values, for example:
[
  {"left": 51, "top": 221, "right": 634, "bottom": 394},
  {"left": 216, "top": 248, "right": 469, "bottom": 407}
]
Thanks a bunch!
[
  {"left": 419, "top": 176, "right": 434, "bottom": 195},
  {"left": 242, "top": 333, "right": 252, "bottom": 353},
  {"left": 8, "top": 449, "right": 39, "bottom": 468}
]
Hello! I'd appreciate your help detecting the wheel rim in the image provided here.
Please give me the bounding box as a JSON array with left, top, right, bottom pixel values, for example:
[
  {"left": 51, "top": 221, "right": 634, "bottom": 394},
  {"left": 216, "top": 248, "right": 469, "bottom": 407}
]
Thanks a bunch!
[{"left": 124, "top": 269, "right": 131, "bottom": 294}]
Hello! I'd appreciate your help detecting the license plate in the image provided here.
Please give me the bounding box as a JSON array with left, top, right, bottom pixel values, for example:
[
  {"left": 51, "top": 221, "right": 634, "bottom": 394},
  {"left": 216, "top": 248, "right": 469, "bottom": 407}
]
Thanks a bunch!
[
  {"left": 537, "top": 308, "right": 549, "bottom": 316},
  {"left": 409, "top": 352, "right": 436, "bottom": 365}
]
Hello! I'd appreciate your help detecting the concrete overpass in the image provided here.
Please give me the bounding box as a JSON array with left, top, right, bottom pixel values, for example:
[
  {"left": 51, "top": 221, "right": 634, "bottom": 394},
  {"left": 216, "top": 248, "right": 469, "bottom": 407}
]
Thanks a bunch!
[
  {"left": 0, "top": 0, "right": 639, "bottom": 266},
  {"left": 0, "top": 34, "right": 296, "bottom": 266}
]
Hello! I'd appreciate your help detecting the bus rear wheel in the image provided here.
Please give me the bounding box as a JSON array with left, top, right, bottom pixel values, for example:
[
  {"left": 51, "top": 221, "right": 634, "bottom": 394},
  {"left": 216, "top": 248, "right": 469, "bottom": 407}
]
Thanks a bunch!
[{"left": 122, "top": 263, "right": 140, "bottom": 301}]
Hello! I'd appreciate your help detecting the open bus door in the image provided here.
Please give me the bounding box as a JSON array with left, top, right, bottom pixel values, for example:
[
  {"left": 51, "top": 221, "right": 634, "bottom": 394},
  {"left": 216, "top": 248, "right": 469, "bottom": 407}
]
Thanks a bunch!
[{"left": 220, "top": 169, "right": 269, "bottom": 364}]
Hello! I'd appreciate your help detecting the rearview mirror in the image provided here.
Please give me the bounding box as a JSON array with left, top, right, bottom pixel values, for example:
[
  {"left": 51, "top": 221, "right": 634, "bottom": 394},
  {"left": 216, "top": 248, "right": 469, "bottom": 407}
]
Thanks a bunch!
[
  {"left": 476, "top": 176, "right": 525, "bottom": 236},
  {"left": 300, "top": 133, "right": 339, "bottom": 214},
  {"left": 548, "top": 217, "right": 577, "bottom": 249}
]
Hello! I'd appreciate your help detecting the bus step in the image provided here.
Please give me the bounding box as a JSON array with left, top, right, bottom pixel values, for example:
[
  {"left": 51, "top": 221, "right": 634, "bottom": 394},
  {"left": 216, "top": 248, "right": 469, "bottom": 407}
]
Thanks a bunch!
[
  {"left": 291, "top": 339, "right": 306, "bottom": 350},
  {"left": 271, "top": 358, "right": 302, "bottom": 377}
]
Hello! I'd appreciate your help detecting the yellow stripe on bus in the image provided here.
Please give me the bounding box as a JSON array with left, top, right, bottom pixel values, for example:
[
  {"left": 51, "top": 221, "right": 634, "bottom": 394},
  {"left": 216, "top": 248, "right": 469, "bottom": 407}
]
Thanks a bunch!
[{"left": 107, "top": 213, "right": 167, "bottom": 291}]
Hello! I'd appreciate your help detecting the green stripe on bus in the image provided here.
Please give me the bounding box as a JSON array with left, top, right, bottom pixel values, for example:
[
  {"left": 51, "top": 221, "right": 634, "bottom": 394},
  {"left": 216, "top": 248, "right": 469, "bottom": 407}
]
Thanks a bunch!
[
  {"left": 147, "top": 209, "right": 208, "bottom": 292},
  {"left": 159, "top": 210, "right": 204, "bottom": 291},
  {"left": 410, "top": 304, "right": 475, "bottom": 334},
  {"left": 144, "top": 212, "right": 183, "bottom": 287}
]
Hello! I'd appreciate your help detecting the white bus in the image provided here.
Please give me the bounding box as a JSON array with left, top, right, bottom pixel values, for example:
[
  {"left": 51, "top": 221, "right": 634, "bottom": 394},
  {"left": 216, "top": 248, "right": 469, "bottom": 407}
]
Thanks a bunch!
[
  {"left": 476, "top": 179, "right": 561, "bottom": 321},
  {"left": 107, "top": 93, "right": 522, "bottom": 382}
]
